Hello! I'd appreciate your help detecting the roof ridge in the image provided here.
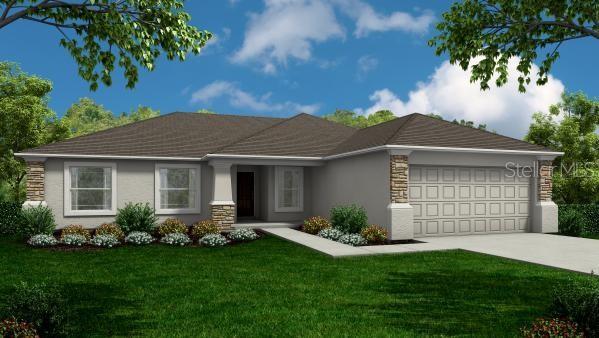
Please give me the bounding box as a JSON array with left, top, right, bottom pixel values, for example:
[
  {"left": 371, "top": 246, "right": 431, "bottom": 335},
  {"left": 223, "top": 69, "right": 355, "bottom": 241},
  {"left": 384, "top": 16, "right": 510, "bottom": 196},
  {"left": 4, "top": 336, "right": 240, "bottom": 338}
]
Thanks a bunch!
[
  {"left": 411, "top": 113, "right": 548, "bottom": 150},
  {"left": 384, "top": 113, "right": 418, "bottom": 145},
  {"left": 302, "top": 113, "right": 358, "bottom": 131},
  {"left": 175, "top": 111, "right": 285, "bottom": 120},
  {"left": 209, "top": 113, "right": 304, "bottom": 154}
]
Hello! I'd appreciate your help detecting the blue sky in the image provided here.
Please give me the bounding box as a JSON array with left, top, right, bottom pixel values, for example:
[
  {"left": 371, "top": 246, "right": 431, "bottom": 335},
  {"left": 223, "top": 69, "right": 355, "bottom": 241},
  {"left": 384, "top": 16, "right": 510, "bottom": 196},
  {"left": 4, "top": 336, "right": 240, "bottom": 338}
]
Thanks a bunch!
[{"left": 1, "top": 0, "right": 597, "bottom": 138}]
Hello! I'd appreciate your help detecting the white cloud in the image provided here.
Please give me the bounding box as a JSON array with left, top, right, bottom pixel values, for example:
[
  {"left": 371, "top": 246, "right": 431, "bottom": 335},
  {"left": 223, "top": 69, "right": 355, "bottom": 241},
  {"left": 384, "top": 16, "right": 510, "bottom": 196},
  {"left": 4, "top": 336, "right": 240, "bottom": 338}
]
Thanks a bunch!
[
  {"left": 335, "top": 0, "right": 435, "bottom": 37},
  {"left": 190, "top": 80, "right": 320, "bottom": 115},
  {"left": 355, "top": 58, "right": 565, "bottom": 138},
  {"left": 203, "top": 27, "right": 232, "bottom": 54},
  {"left": 356, "top": 55, "right": 378, "bottom": 80},
  {"left": 231, "top": 0, "right": 434, "bottom": 73},
  {"left": 230, "top": 0, "right": 345, "bottom": 74}
]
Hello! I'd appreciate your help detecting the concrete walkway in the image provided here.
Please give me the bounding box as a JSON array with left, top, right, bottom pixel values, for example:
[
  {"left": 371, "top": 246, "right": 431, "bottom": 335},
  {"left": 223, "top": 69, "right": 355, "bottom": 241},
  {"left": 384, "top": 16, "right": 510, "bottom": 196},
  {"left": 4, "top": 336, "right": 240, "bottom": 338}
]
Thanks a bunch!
[{"left": 262, "top": 228, "right": 599, "bottom": 274}]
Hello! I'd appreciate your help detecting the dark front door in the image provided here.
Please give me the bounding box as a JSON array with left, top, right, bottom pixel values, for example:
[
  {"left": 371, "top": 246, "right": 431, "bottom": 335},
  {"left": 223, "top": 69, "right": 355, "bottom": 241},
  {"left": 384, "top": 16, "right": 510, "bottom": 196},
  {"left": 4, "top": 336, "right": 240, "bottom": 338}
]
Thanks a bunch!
[{"left": 237, "top": 172, "right": 254, "bottom": 217}]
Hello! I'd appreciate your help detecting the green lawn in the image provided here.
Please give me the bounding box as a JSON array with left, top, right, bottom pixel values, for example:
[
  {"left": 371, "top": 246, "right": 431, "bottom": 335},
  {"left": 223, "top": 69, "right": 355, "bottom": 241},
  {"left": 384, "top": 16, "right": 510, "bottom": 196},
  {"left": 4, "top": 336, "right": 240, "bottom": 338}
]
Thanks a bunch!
[{"left": 0, "top": 236, "right": 591, "bottom": 337}]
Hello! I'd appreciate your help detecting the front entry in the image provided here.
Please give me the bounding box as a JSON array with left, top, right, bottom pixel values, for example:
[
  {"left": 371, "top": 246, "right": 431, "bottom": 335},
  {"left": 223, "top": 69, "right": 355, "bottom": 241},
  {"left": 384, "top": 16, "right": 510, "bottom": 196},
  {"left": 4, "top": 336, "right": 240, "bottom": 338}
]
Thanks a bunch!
[{"left": 237, "top": 172, "right": 254, "bottom": 218}]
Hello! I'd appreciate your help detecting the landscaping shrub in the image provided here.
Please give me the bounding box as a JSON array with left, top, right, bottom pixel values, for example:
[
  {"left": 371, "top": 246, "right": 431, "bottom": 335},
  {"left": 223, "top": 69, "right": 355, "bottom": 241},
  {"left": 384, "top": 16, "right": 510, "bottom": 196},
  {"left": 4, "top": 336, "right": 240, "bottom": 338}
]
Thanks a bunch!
[
  {"left": 190, "top": 220, "right": 219, "bottom": 238},
  {"left": 330, "top": 205, "right": 368, "bottom": 234},
  {"left": 1, "top": 281, "right": 66, "bottom": 337},
  {"left": 337, "top": 233, "right": 367, "bottom": 246},
  {"left": 20, "top": 205, "right": 55, "bottom": 237},
  {"left": 0, "top": 317, "right": 39, "bottom": 338},
  {"left": 90, "top": 234, "right": 120, "bottom": 248},
  {"left": 0, "top": 202, "right": 23, "bottom": 236},
  {"left": 156, "top": 218, "right": 188, "bottom": 237},
  {"left": 60, "top": 224, "right": 91, "bottom": 241},
  {"left": 318, "top": 228, "right": 344, "bottom": 241},
  {"left": 115, "top": 202, "right": 158, "bottom": 234},
  {"left": 558, "top": 204, "right": 599, "bottom": 236},
  {"left": 60, "top": 234, "right": 87, "bottom": 246},
  {"left": 361, "top": 224, "right": 388, "bottom": 244},
  {"left": 199, "top": 234, "right": 228, "bottom": 247},
  {"left": 521, "top": 317, "right": 583, "bottom": 338},
  {"left": 227, "top": 228, "right": 259, "bottom": 242},
  {"left": 125, "top": 231, "right": 154, "bottom": 245},
  {"left": 302, "top": 216, "right": 331, "bottom": 234},
  {"left": 552, "top": 278, "right": 599, "bottom": 336},
  {"left": 160, "top": 233, "right": 191, "bottom": 246},
  {"left": 94, "top": 223, "right": 124, "bottom": 240},
  {"left": 579, "top": 204, "right": 599, "bottom": 234},
  {"left": 27, "top": 234, "right": 58, "bottom": 247}
]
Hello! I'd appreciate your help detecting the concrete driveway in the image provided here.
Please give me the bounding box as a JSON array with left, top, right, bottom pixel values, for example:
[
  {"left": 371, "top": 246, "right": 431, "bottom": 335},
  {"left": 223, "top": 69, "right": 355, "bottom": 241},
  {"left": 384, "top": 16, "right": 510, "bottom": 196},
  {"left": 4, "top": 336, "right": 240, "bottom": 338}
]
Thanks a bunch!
[{"left": 422, "top": 233, "right": 599, "bottom": 275}]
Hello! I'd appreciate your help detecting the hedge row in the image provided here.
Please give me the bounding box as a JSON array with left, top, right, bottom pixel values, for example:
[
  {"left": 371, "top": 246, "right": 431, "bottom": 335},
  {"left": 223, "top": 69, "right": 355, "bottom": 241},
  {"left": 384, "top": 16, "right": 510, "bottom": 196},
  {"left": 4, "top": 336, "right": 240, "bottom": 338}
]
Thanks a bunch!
[
  {"left": 0, "top": 202, "right": 23, "bottom": 236},
  {"left": 558, "top": 204, "right": 599, "bottom": 236}
]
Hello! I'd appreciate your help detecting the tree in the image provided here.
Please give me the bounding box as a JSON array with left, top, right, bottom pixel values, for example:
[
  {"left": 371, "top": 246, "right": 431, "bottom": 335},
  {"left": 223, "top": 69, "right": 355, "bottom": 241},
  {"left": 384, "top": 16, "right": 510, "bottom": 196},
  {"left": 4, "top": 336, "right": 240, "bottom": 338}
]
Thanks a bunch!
[
  {"left": 525, "top": 91, "right": 599, "bottom": 203},
  {"left": 323, "top": 109, "right": 395, "bottom": 128},
  {"left": 196, "top": 109, "right": 216, "bottom": 114},
  {"left": 0, "top": 62, "right": 68, "bottom": 201},
  {"left": 0, "top": 1, "right": 212, "bottom": 90},
  {"left": 430, "top": 1, "right": 598, "bottom": 92},
  {"left": 63, "top": 98, "right": 160, "bottom": 136}
]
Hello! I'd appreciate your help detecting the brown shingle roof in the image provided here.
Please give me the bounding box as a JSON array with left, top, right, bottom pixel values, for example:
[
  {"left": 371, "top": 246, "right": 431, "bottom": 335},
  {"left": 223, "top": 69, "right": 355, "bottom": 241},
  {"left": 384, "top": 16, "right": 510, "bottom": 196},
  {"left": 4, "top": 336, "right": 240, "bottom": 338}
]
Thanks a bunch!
[
  {"left": 23, "top": 112, "right": 554, "bottom": 159},
  {"left": 216, "top": 113, "right": 355, "bottom": 157},
  {"left": 25, "top": 113, "right": 282, "bottom": 158},
  {"left": 331, "top": 113, "right": 551, "bottom": 155}
]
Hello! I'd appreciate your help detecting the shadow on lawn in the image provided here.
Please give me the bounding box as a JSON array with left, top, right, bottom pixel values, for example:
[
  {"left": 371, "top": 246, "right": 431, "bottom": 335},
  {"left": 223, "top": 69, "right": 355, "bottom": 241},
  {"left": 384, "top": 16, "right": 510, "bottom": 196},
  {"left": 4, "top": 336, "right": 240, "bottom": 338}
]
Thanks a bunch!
[
  {"left": 363, "top": 269, "right": 558, "bottom": 336},
  {"left": 63, "top": 282, "right": 146, "bottom": 336}
]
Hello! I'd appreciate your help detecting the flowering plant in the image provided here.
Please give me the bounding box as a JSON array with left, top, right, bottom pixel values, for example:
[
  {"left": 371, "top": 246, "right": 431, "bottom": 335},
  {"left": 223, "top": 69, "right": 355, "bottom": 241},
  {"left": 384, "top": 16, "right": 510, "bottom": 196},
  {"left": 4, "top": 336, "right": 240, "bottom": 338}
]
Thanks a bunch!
[
  {"left": 200, "top": 234, "right": 228, "bottom": 247},
  {"left": 337, "top": 233, "right": 367, "bottom": 246},
  {"left": 61, "top": 234, "right": 87, "bottom": 246},
  {"left": 302, "top": 216, "right": 331, "bottom": 234},
  {"left": 125, "top": 231, "right": 154, "bottom": 245},
  {"left": 90, "top": 234, "right": 120, "bottom": 248},
  {"left": 27, "top": 234, "right": 58, "bottom": 247},
  {"left": 318, "top": 228, "right": 344, "bottom": 241},
  {"left": 227, "top": 228, "right": 259, "bottom": 242},
  {"left": 160, "top": 233, "right": 191, "bottom": 246}
]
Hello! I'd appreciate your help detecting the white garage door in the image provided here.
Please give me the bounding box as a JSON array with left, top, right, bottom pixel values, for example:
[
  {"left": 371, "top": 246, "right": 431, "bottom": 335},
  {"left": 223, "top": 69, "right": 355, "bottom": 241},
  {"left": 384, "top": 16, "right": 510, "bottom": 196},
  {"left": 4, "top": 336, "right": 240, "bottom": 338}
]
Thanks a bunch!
[{"left": 410, "top": 166, "right": 530, "bottom": 237}]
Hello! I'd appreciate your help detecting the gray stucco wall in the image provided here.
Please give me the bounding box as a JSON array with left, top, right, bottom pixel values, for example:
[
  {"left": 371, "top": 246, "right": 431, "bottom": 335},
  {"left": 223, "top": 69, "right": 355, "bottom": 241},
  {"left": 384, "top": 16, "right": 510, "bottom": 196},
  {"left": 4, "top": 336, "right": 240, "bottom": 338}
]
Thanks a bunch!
[
  {"left": 45, "top": 158, "right": 213, "bottom": 228},
  {"left": 311, "top": 151, "right": 390, "bottom": 227}
]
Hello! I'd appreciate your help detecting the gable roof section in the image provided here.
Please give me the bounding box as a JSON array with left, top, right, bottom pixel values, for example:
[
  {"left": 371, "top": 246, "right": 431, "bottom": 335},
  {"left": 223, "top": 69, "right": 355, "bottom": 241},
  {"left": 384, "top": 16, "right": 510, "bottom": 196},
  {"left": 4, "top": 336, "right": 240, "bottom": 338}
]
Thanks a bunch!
[
  {"left": 215, "top": 113, "right": 356, "bottom": 157},
  {"left": 331, "top": 113, "right": 551, "bottom": 155},
  {"left": 24, "top": 113, "right": 283, "bottom": 158}
]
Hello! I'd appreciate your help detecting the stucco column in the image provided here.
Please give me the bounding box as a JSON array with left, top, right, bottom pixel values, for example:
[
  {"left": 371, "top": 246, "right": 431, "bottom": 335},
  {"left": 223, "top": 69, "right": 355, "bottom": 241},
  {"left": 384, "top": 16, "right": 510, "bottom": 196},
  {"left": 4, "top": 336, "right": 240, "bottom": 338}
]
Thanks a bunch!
[
  {"left": 209, "top": 161, "right": 235, "bottom": 229},
  {"left": 23, "top": 158, "right": 48, "bottom": 208},
  {"left": 532, "top": 158, "right": 558, "bottom": 233},
  {"left": 387, "top": 150, "right": 414, "bottom": 240}
]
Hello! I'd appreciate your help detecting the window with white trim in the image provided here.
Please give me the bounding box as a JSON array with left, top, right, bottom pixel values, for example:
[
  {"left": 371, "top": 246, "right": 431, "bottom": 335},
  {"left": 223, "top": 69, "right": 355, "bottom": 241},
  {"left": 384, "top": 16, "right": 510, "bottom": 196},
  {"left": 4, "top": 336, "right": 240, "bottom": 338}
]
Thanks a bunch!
[
  {"left": 64, "top": 162, "right": 116, "bottom": 216},
  {"left": 155, "top": 163, "right": 201, "bottom": 214},
  {"left": 275, "top": 166, "right": 303, "bottom": 212}
]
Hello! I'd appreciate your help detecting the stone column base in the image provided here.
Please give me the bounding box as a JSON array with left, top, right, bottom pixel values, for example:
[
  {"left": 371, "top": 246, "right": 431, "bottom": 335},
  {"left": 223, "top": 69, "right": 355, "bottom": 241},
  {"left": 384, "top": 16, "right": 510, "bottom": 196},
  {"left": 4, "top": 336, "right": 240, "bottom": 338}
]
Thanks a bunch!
[
  {"left": 210, "top": 202, "right": 235, "bottom": 230},
  {"left": 532, "top": 201, "right": 558, "bottom": 233},
  {"left": 387, "top": 203, "right": 414, "bottom": 240},
  {"left": 22, "top": 200, "right": 47, "bottom": 209}
]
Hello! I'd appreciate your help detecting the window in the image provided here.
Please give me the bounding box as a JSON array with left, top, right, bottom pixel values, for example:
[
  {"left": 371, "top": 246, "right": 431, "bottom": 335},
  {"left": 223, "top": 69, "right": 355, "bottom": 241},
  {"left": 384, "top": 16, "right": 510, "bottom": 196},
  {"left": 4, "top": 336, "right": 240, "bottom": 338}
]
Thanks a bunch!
[
  {"left": 64, "top": 162, "right": 116, "bottom": 216},
  {"left": 275, "top": 166, "right": 303, "bottom": 212},
  {"left": 155, "top": 163, "right": 201, "bottom": 214}
]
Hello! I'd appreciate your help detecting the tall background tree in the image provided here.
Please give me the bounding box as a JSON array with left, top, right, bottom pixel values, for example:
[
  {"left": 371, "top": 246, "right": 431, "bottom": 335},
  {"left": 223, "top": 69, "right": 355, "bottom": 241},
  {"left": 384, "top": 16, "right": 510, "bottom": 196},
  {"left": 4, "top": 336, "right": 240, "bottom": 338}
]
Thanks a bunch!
[
  {"left": 430, "top": 0, "right": 598, "bottom": 92},
  {"left": 0, "top": 0, "right": 212, "bottom": 90},
  {"left": 525, "top": 92, "right": 599, "bottom": 203},
  {"left": 323, "top": 109, "right": 395, "bottom": 128},
  {"left": 0, "top": 62, "right": 69, "bottom": 201}
]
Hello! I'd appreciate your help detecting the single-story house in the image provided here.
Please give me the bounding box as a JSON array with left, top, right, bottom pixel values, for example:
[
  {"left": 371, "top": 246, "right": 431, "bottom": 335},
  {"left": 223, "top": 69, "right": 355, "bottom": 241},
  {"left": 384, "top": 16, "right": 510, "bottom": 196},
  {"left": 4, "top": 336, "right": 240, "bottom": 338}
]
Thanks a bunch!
[{"left": 16, "top": 112, "right": 562, "bottom": 240}]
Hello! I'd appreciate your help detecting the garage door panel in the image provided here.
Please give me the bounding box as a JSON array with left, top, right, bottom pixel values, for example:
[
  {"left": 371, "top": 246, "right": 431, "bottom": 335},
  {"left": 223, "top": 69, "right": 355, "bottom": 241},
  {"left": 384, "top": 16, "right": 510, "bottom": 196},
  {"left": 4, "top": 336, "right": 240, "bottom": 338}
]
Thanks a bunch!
[{"left": 410, "top": 166, "right": 530, "bottom": 237}]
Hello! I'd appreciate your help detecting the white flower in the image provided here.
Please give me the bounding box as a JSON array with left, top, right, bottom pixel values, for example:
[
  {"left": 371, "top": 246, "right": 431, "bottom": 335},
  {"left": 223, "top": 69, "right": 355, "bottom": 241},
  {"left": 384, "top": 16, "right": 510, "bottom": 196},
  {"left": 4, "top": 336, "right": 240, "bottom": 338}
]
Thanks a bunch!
[
  {"left": 227, "top": 228, "right": 259, "bottom": 242},
  {"left": 61, "top": 234, "right": 87, "bottom": 246},
  {"left": 125, "top": 231, "right": 154, "bottom": 245},
  {"left": 90, "top": 234, "right": 120, "bottom": 247},
  {"left": 200, "top": 234, "right": 228, "bottom": 247},
  {"left": 28, "top": 234, "right": 58, "bottom": 247},
  {"left": 318, "top": 228, "right": 344, "bottom": 241},
  {"left": 160, "top": 233, "right": 191, "bottom": 246},
  {"left": 337, "top": 233, "right": 367, "bottom": 246}
]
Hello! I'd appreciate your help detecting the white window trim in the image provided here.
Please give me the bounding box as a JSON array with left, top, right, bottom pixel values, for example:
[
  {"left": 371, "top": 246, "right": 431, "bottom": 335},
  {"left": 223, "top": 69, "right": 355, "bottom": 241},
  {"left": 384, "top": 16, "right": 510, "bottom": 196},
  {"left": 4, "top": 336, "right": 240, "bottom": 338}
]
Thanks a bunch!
[
  {"left": 274, "top": 166, "right": 304, "bottom": 213},
  {"left": 64, "top": 161, "right": 117, "bottom": 216},
  {"left": 155, "top": 163, "right": 202, "bottom": 215}
]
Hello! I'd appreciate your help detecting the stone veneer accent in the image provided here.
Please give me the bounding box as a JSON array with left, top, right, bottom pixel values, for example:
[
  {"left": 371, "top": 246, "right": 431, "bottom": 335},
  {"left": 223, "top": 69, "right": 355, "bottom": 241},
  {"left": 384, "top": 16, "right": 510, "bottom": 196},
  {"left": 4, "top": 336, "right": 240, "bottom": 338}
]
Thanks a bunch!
[
  {"left": 26, "top": 161, "right": 45, "bottom": 201},
  {"left": 390, "top": 155, "right": 409, "bottom": 203},
  {"left": 211, "top": 204, "right": 235, "bottom": 229},
  {"left": 537, "top": 160, "right": 553, "bottom": 202}
]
